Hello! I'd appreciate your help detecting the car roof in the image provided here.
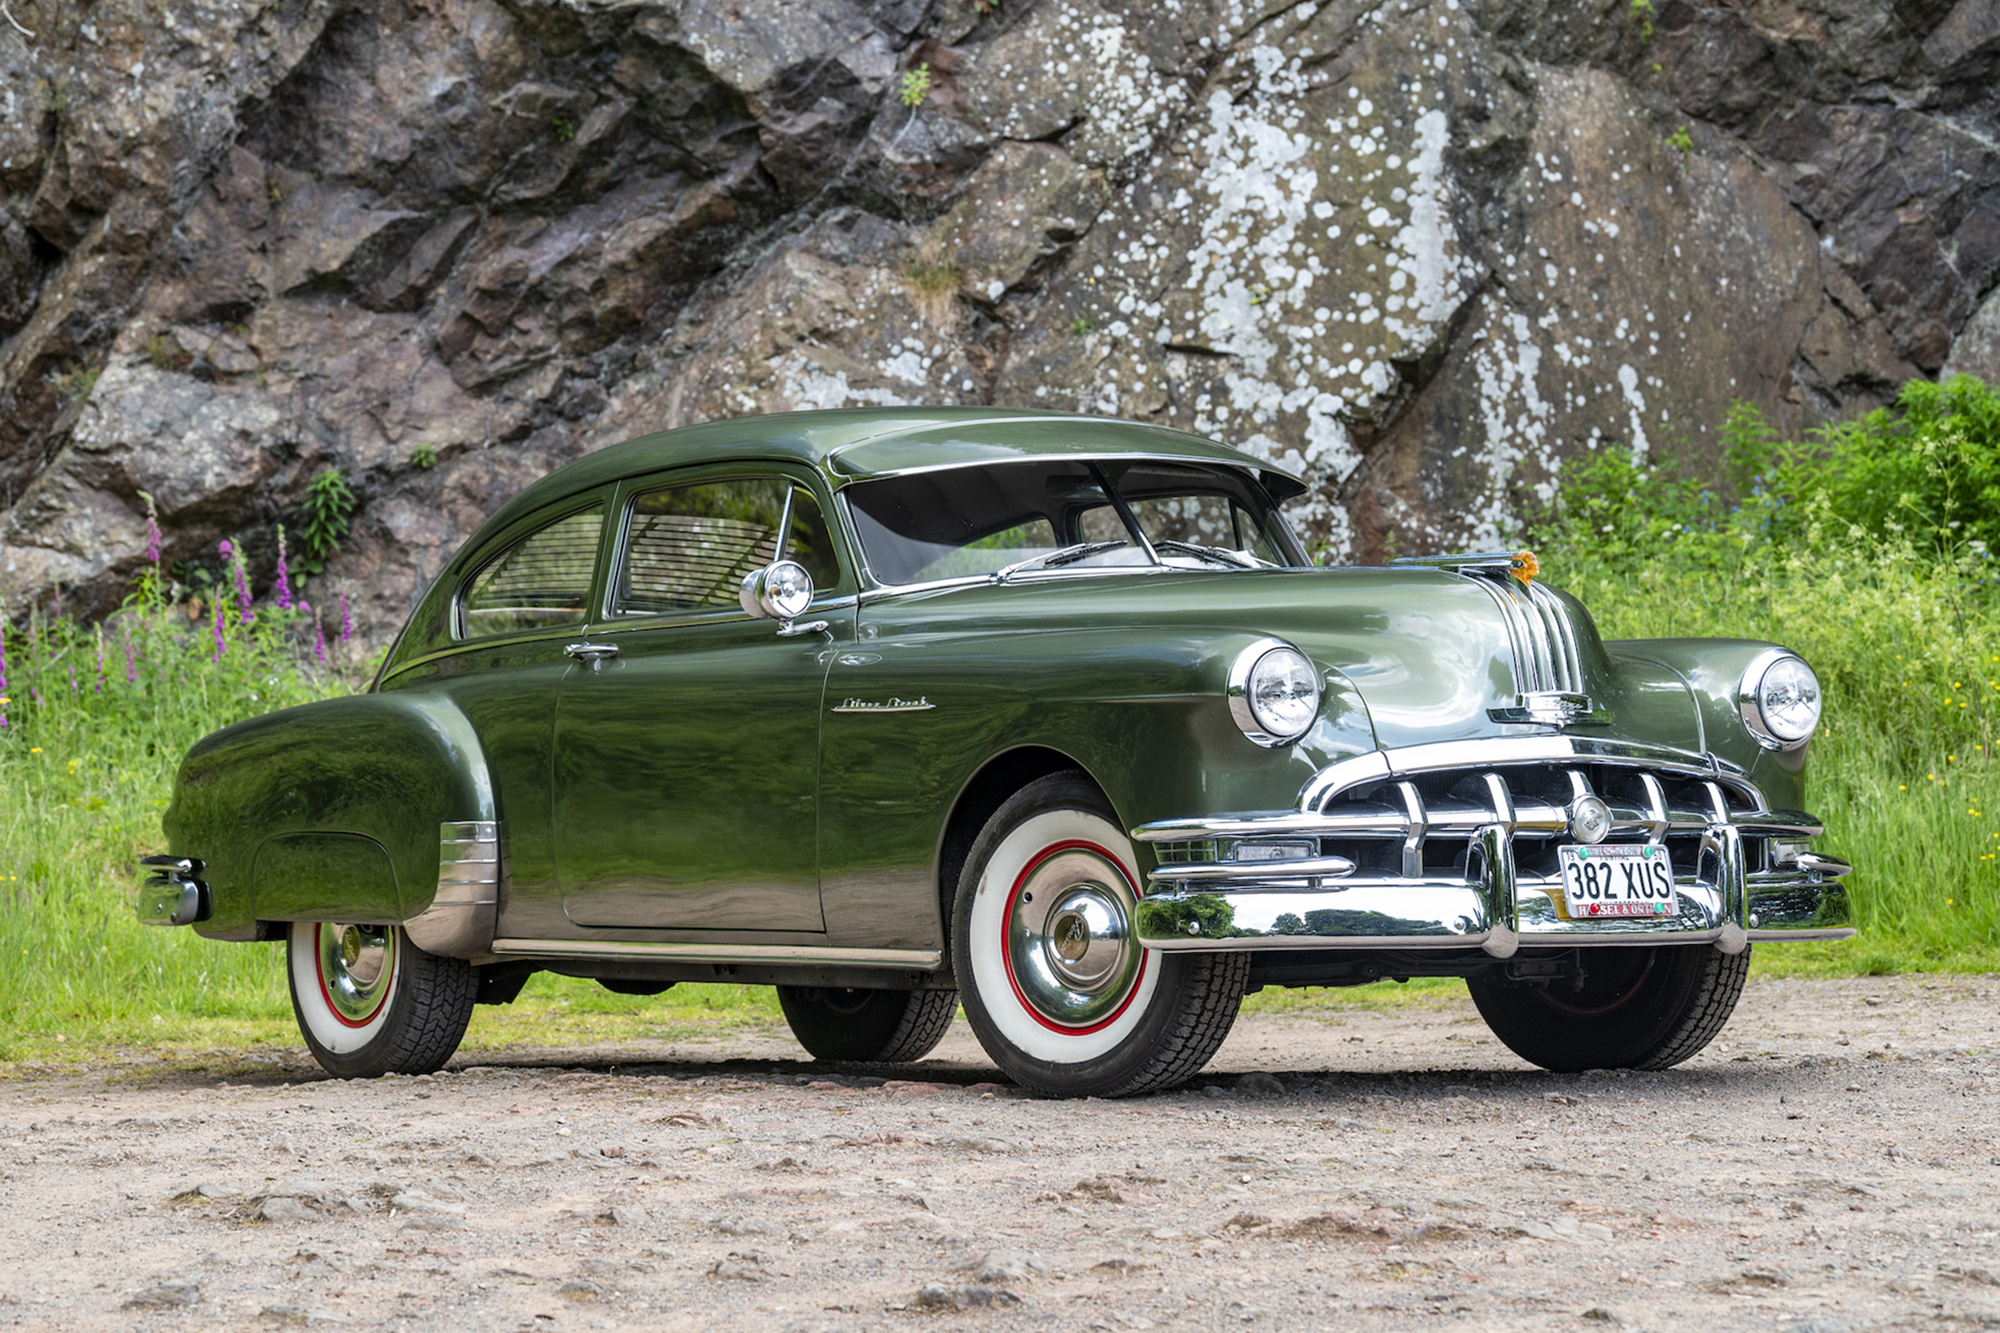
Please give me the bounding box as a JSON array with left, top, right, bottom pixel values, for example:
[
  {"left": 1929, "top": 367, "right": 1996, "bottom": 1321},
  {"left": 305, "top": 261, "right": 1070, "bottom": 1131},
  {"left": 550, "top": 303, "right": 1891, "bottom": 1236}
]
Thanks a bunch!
[{"left": 470, "top": 409, "right": 1306, "bottom": 556}]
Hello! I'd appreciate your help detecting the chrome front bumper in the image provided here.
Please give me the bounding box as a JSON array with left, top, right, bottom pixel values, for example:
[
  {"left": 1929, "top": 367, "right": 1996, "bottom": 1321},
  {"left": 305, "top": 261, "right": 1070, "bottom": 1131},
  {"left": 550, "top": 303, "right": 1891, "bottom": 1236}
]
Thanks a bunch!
[{"left": 1132, "top": 736, "right": 1854, "bottom": 957}]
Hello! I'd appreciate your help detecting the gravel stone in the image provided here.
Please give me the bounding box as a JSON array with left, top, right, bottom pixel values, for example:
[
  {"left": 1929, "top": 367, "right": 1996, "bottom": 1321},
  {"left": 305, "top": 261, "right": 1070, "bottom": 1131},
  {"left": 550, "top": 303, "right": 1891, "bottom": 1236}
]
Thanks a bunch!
[{"left": 9, "top": 974, "right": 1997, "bottom": 1331}]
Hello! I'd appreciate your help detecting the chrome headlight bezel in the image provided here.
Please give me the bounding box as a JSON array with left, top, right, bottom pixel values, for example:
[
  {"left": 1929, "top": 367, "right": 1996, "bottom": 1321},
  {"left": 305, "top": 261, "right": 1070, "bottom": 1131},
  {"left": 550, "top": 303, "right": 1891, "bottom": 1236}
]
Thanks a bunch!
[
  {"left": 1227, "top": 639, "right": 1322, "bottom": 747},
  {"left": 1738, "top": 648, "right": 1821, "bottom": 751}
]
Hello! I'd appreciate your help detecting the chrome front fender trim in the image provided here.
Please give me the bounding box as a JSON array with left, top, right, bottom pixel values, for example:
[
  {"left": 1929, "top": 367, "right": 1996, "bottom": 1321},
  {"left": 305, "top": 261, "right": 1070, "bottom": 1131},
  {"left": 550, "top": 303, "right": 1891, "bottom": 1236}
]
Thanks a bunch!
[{"left": 488, "top": 939, "right": 944, "bottom": 970}]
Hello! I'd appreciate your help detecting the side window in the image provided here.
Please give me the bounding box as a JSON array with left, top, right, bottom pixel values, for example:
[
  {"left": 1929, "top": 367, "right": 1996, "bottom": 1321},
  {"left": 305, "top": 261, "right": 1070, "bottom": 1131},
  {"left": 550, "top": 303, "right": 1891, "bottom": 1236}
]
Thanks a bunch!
[
  {"left": 613, "top": 478, "right": 842, "bottom": 617},
  {"left": 461, "top": 505, "right": 605, "bottom": 638}
]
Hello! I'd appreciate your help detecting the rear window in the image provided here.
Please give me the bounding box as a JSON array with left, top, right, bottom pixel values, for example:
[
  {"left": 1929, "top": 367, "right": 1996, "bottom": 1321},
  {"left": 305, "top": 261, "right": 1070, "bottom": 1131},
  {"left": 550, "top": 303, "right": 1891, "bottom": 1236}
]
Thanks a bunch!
[{"left": 460, "top": 505, "right": 604, "bottom": 638}]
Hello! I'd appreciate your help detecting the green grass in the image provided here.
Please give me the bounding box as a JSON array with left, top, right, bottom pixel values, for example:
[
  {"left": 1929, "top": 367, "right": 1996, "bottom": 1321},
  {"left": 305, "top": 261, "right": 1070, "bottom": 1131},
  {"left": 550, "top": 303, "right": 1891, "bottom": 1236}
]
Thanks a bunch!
[{"left": 4, "top": 382, "right": 1998, "bottom": 1068}]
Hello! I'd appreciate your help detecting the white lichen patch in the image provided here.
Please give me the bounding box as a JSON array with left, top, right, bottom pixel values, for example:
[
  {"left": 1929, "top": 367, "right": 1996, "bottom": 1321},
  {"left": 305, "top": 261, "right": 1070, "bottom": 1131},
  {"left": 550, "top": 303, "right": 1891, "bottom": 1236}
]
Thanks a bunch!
[{"left": 1083, "top": 32, "right": 1476, "bottom": 554}]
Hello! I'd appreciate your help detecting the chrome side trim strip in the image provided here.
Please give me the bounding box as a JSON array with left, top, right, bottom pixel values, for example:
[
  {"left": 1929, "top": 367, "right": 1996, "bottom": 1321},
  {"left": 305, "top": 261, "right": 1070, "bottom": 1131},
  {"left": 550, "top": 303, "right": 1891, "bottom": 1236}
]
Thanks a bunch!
[{"left": 488, "top": 939, "right": 944, "bottom": 970}]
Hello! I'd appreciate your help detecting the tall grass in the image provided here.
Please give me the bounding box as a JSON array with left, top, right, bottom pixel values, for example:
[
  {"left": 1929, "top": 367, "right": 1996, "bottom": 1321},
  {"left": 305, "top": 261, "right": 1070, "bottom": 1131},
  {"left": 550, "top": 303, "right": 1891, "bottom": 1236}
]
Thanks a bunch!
[
  {"left": 1528, "top": 374, "right": 2000, "bottom": 973},
  {"left": 0, "top": 527, "right": 365, "bottom": 1055}
]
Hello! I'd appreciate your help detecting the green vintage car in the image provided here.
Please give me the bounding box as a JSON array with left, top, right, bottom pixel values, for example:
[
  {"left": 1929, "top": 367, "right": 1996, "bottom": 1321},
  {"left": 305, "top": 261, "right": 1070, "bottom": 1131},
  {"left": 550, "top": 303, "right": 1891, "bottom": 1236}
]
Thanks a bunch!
[{"left": 139, "top": 409, "right": 1850, "bottom": 1095}]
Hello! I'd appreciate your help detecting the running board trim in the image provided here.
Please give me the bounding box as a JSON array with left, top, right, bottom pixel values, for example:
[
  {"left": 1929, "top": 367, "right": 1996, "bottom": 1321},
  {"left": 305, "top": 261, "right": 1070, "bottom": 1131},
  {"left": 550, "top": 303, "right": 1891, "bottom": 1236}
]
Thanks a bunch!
[{"left": 488, "top": 939, "right": 943, "bottom": 970}]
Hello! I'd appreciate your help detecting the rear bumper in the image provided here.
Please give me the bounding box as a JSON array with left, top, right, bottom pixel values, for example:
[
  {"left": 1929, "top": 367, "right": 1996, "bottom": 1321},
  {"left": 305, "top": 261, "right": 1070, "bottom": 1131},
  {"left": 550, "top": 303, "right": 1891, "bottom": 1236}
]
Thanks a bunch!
[
  {"left": 1133, "top": 736, "right": 1854, "bottom": 957},
  {"left": 136, "top": 856, "right": 209, "bottom": 927}
]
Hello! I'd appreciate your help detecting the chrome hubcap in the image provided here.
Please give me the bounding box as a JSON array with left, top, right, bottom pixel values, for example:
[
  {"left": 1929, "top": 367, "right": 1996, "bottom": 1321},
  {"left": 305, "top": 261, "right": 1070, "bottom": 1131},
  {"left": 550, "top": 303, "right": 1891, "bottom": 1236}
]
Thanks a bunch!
[
  {"left": 317, "top": 922, "right": 396, "bottom": 1024},
  {"left": 1005, "top": 848, "right": 1140, "bottom": 1028}
]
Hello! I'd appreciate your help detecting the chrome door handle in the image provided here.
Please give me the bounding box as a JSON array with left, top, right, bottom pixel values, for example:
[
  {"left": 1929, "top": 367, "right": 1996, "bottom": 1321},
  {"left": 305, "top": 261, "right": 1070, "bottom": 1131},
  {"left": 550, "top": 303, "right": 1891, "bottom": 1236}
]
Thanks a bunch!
[
  {"left": 563, "top": 642, "right": 621, "bottom": 672},
  {"left": 776, "top": 619, "right": 831, "bottom": 639}
]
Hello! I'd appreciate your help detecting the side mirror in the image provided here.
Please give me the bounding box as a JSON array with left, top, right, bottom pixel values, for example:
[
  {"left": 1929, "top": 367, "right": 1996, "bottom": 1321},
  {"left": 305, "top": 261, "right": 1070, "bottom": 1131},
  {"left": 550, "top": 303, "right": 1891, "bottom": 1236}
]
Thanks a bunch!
[{"left": 740, "top": 560, "right": 815, "bottom": 621}]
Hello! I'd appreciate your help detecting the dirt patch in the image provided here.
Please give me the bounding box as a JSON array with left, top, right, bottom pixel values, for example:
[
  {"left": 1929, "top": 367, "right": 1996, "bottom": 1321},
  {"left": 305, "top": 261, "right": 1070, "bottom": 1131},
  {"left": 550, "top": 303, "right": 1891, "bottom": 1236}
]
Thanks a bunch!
[{"left": 1, "top": 973, "right": 1997, "bottom": 1330}]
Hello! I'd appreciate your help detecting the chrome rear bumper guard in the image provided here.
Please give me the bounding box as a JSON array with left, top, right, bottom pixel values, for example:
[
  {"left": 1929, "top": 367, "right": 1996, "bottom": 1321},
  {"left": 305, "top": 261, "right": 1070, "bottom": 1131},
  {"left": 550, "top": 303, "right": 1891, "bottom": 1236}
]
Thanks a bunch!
[{"left": 136, "top": 855, "right": 209, "bottom": 927}]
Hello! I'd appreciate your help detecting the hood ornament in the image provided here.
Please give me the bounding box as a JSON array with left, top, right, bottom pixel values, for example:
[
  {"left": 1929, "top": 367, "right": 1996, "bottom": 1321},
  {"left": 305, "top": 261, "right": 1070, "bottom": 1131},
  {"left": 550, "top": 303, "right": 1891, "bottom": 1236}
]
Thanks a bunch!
[{"left": 1392, "top": 550, "right": 1541, "bottom": 584}]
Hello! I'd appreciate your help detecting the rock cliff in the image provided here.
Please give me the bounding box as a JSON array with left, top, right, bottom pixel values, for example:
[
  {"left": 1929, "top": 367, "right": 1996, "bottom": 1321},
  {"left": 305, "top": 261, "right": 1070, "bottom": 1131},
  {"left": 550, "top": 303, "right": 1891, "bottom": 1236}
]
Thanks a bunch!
[{"left": 0, "top": 0, "right": 1994, "bottom": 636}]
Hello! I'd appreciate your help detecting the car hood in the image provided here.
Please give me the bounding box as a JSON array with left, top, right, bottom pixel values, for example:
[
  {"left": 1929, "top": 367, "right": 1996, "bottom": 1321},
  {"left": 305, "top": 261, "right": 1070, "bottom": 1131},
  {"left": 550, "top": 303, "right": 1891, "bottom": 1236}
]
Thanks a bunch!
[{"left": 867, "top": 565, "right": 1707, "bottom": 755}]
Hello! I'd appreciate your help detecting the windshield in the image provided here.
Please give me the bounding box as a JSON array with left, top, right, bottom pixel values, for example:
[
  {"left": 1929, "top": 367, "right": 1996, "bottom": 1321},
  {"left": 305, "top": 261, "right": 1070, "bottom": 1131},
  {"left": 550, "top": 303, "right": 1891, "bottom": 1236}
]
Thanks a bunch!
[{"left": 842, "top": 460, "right": 1305, "bottom": 586}]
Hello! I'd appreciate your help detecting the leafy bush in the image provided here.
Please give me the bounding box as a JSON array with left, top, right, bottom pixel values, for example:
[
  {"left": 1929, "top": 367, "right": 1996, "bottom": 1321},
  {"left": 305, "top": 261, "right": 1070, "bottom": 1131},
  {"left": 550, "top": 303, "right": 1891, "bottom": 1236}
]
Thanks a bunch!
[
  {"left": 299, "top": 466, "right": 355, "bottom": 573},
  {"left": 1528, "top": 374, "right": 2000, "bottom": 972}
]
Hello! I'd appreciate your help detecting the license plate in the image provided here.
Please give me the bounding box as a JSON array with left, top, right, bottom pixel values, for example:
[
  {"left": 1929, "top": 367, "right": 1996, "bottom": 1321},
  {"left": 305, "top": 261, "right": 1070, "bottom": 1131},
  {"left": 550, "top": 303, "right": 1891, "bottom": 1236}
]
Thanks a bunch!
[{"left": 1556, "top": 843, "right": 1677, "bottom": 918}]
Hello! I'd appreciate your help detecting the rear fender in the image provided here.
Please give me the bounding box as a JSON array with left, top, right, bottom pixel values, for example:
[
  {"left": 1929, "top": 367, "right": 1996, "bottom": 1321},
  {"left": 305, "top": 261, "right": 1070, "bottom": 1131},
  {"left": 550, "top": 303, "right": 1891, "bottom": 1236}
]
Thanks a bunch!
[{"left": 165, "top": 692, "right": 495, "bottom": 942}]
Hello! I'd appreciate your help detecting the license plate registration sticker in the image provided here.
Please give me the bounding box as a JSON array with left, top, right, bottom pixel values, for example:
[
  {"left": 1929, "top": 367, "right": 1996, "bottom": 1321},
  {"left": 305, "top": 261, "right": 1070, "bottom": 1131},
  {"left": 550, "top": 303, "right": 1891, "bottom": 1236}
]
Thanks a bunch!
[{"left": 1557, "top": 843, "right": 1677, "bottom": 918}]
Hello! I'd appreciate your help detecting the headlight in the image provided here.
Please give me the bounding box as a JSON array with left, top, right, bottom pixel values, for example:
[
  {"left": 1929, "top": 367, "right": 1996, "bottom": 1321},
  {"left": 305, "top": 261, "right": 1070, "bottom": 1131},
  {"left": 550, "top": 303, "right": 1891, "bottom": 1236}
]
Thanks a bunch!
[
  {"left": 1228, "top": 640, "right": 1321, "bottom": 747},
  {"left": 1739, "top": 650, "right": 1821, "bottom": 750}
]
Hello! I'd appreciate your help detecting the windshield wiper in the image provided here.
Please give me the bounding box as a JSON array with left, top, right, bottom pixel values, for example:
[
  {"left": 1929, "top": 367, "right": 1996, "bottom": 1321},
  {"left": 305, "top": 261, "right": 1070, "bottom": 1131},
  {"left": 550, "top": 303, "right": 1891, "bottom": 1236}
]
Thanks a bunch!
[
  {"left": 1152, "top": 539, "right": 1256, "bottom": 569},
  {"left": 990, "top": 540, "right": 1129, "bottom": 583}
]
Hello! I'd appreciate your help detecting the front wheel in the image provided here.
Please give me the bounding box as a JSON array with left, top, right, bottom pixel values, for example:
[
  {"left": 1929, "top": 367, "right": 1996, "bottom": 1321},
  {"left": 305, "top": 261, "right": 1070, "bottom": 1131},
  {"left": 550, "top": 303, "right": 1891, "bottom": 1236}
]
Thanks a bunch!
[
  {"left": 952, "top": 772, "right": 1248, "bottom": 1098},
  {"left": 1466, "top": 944, "right": 1750, "bottom": 1072},
  {"left": 287, "top": 922, "right": 479, "bottom": 1079}
]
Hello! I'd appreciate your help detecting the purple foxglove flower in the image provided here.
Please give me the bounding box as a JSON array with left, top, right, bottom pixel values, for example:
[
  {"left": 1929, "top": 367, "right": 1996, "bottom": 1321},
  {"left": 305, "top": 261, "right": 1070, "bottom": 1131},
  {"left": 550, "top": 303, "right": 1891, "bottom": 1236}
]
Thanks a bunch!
[
  {"left": 213, "top": 598, "right": 227, "bottom": 661},
  {"left": 339, "top": 591, "right": 352, "bottom": 642},
  {"left": 218, "top": 538, "right": 233, "bottom": 559},
  {"left": 313, "top": 614, "right": 328, "bottom": 665},
  {"left": 144, "top": 495, "right": 162, "bottom": 565},
  {"left": 274, "top": 525, "right": 293, "bottom": 610},
  {"left": 231, "top": 545, "right": 253, "bottom": 616}
]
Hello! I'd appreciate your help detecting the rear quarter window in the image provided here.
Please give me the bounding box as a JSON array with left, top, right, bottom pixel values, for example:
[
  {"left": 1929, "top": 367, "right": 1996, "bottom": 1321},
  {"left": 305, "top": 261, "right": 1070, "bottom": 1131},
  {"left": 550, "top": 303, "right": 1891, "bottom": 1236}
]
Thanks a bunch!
[{"left": 460, "top": 505, "right": 605, "bottom": 638}]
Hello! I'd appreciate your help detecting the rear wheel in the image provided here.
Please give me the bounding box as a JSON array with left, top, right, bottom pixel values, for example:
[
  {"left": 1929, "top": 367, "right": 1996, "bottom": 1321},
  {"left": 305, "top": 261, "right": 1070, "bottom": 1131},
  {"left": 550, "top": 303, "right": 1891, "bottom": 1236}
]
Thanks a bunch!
[
  {"left": 776, "top": 986, "right": 958, "bottom": 1063},
  {"left": 1466, "top": 944, "right": 1749, "bottom": 1072},
  {"left": 951, "top": 772, "right": 1248, "bottom": 1098},
  {"left": 287, "top": 922, "right": 478, "bottom": 1079}
]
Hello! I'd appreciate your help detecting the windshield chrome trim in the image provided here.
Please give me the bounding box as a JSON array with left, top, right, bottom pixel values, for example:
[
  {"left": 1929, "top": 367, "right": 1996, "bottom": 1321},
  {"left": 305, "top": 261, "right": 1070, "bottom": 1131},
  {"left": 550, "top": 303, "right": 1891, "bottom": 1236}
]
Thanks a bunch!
[{"left": 833, "top": 459, "right": 1311, "bottom": 592}]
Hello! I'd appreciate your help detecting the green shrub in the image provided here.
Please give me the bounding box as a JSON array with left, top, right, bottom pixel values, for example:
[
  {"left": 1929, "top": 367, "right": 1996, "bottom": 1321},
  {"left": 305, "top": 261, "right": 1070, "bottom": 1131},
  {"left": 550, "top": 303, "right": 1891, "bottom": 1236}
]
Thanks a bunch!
[{"left": 1528, "top": 374, "right": 2000, "bottom": 972}]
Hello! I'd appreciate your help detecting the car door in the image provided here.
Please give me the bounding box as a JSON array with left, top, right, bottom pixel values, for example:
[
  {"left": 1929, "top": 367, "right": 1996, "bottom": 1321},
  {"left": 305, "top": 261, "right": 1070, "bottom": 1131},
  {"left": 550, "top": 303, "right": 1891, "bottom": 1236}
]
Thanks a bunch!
[
  {"left": 551, "top": 467, "right": 853, "bottom": 931},
  {"left": 419, "top": 495, "right": 613, "bottom": 935}
]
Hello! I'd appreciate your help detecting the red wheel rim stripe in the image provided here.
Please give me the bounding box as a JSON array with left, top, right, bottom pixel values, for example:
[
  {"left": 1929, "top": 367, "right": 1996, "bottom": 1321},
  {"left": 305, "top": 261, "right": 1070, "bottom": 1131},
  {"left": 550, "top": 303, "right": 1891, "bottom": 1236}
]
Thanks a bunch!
[
  {"left": 313, "top": 927, "right": 395, "bottom": 1029},
  {"left": 1000, "top": 839, "right": 1149, "bottom": 1036}
]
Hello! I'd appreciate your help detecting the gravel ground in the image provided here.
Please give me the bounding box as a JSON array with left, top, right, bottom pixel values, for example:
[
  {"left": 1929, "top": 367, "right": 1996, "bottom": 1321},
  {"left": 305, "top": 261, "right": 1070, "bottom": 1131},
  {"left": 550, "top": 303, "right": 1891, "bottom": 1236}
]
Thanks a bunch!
[{"left": 2, "top": 971, "right": 1997, "bottom": 1332}]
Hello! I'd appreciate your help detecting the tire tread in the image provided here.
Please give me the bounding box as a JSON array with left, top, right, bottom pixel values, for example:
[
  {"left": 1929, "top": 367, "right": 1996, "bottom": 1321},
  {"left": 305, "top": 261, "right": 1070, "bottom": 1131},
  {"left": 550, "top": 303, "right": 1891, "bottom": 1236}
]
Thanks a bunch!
[
  {"left": 1635, "top": 945, "right": 1750, "bottom": 1070},
  {"left": 383, "top": 946, "right": 480, "bottom": 1075},
  {"left": 873, "top": 989, "right": 959, "bottom": 1064},
  {"left": 1099, "top": 952, "right": 1250, "bottom": 1098}
]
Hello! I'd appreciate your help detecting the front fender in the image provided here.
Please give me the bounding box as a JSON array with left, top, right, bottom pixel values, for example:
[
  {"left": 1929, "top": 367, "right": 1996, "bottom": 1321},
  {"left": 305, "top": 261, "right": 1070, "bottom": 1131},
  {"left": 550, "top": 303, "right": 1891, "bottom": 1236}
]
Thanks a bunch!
[
  {"left": 165, "top": 692, "right": 495, "bottom": 939},
  {"left": 1606, "top": 638, "right": 1814, "bottom": 809}
]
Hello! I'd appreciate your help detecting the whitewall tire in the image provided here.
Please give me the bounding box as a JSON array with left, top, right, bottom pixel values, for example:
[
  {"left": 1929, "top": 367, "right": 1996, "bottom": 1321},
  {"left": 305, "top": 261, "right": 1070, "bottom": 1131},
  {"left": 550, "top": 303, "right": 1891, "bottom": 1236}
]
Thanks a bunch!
[
  {"left": 952, "top": 772, "right": 1248, "bottom": 1097},
  {"left": 287, "top": 921, "right": 478, "bottom": 1079}
]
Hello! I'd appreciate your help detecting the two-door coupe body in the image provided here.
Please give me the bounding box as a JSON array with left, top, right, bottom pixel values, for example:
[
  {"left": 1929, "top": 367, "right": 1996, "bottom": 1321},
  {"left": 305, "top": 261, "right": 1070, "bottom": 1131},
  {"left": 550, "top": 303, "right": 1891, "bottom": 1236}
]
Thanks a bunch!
[{"left": 140, "top": 409, "right": 1852, "bottom": 1094}]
